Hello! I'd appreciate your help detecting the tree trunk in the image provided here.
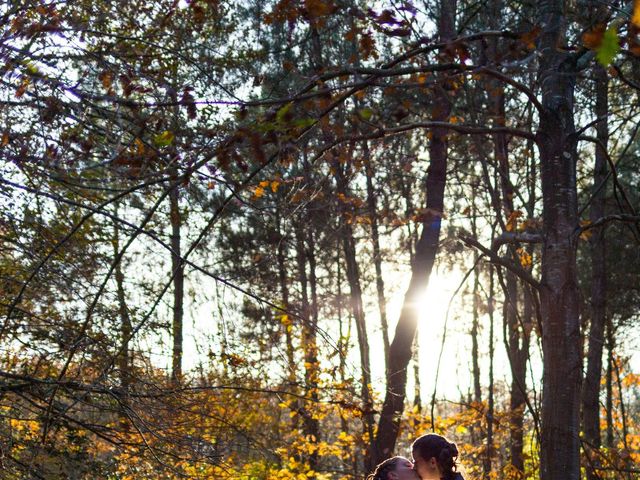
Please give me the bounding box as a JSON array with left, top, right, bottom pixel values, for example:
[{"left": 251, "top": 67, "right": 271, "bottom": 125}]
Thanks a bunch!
[
  {"left": 471, "top": 188, "right": 482, "bottom": 405},
  {"left": 294, "top": 221, "right": 320, "bottom": 470},
  {"left": 581, "top": 64, "right": 608, "bottom": 480},
  {"left": 536, "top": 2, "right": 582, "bottom": 478},
  {"left": 368, "top": 1, "right": 456, "bottom": 469},
  {"left": 363, "top": 141, "right": 390, "bottom": 376},
  {"left": 605, "top": 318, "right": 614, "bottom": 448},
  {"left": 276, "top": 212, "right": 298, "bottom": 431},
  {"left": 112, "top": 209, "right": 132, "bottom": 392},
  {"left": 334, "top": 160, "right": 375, "bottom": 450},
  {"left": 484, "top": 265, "right": 495, "bottom": 480},
  {"left": 170, "top": 181, "right": 184, "bottom": 383}
]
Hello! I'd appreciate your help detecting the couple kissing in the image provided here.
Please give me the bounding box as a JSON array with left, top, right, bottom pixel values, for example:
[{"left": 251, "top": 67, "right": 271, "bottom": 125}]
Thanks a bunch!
[{"left": 368, "top": 434, "right": 464, "bottom": 480}]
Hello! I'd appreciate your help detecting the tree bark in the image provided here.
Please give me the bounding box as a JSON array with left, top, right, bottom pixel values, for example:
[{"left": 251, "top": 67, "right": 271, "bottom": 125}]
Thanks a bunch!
[
  {"left": 294, "top": 221, "right": 320, "bottom": 470},
  {"left": 112, "top": 209, "right": 132, "bottom": 393},
  {"left": 169, "top": 180, "right": 184, "bottom": 383},
  {"left": 334, "top": 160, "right": 375, "bottom": 451},
  {"left": 470, "top": 187, "right": 482, "bottom": 405},
  {"left": 484, "top": 265, "right": 495, "bottom": 480},
  {"left": 536, "top": 2, "right": 582, "bottom": 478},
  {"left": 581, "top": 64, "right": 608, "bottom": 480},
  {"left": 605, "top": 317, "right": 614, "bottom": 448},
  {"left": 363, "top": 141, "right": 390, "bottom": 376}
]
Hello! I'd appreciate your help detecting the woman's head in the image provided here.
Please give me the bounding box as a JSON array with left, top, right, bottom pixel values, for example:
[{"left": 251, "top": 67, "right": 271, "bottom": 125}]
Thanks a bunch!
[
  {"left": 411, "top": 434, "right": 459, "bottom": 480},
  {"left": 367, "top": 456, "right": 419, "bottom": 480}
]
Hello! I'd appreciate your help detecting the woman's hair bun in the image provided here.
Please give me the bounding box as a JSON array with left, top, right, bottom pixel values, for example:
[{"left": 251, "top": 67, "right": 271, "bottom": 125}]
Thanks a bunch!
[{"left": 448, "top": 442, "right": 459, "bottom": 457}]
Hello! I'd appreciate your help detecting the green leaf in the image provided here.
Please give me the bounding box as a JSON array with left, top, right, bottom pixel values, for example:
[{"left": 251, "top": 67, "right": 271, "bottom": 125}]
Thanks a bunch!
[
  {"left": 275, "top": 102, "right": 293, "bottom": 123},
  {"left": 153, "top": 130, "right": 174, "bottom": 147},
  {"left": 358, "top": 108, "right": 374, "bottom": 120},
  {"left": 293, "top": 118, "right": 316, "bottom": 128},
  {"left": 596, "top": 27, "right": 619, "bottom": 66}
]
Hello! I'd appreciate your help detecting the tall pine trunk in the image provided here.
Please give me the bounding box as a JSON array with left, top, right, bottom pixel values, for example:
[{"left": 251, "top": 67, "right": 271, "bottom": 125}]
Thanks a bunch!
[
  {"left": 169, "top": 179, "right": 184, "bottom": 383},
  {"left": 581, "top": 64, "right": 608, "bottom": 480},
  {"left": 536, "top": 2, "right": 582, "bottom": 478}
]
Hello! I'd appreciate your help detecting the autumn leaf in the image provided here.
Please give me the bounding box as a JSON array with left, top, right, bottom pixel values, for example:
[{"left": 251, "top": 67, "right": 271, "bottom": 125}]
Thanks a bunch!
[
  {"left": 253, "top": 185, "right": 265, "bottom": 198},
  {"left": 180, "top": 88, "right": 197, "bottom": 119},
  {"left": 304, "top": 0, "right": 334, "bottom": 19},
  {"left": 582, "top": 24, "right": 606, "bottom": 49},
  {"left": 516, "top": 247, "right": 532, "bottom": 268},
  {"left": 520, "top": 25, "right": 541, "bottom": 50},
  {"left": 358, "top": 108, "right": 374, "bottom": 120},
  {"left": 633, "top": 0, "right": 640, "bottom": 28},
  {"left": 505, "top": 210, "right": 523, "bottom": 232},
  {"left": 15, "top": 77, "right": 29, "bottom": 98},
  {"left": 134, "top": 138, "right": 145, "bottom": 155},
  {"left": 153, "top": 130, "right": 174, "bottom": 147},
  {"left": 98, "top": 70, "right": 113, "bottom": 90},
  {"left": 359, "top": 32, "right": 378, "bottom": 60},
  {"left": 579, "top": 220, "right": 593, "bottom": 240},
  {"left": 276, "top": 102, "right": 293, "bottom": 123},
  {"left": 596, "top": 27, "right": 620, "bottom": 66}
]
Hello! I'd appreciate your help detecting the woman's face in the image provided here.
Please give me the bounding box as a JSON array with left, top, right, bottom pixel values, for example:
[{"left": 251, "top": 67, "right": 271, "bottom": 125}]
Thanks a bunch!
[
  {"left": 411, "top": 451, "right": 439, "bottom": 479},
  {"left": 391, "top": 458, "right": 420, "bottom": 480}
]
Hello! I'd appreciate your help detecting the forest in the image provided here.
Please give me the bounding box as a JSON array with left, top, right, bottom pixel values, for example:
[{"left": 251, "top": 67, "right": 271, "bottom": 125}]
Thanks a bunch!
[{"left": 1, "top": 0, "right": 640, "bottom": 479}]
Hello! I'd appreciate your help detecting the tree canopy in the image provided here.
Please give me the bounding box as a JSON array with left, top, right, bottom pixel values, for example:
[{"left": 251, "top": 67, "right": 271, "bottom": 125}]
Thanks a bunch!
[{"left": 1, "top": 1, "right": 640, "bottom": 479}]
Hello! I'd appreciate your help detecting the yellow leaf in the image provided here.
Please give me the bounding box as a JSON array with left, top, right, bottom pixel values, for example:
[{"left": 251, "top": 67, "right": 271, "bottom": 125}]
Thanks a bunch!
[
  {"left": 254, "top": 185, "right": 265, "bottom": 198},
  {"left": 633, "top": 0, "right": 640, "bottom": 28},
  {"left": 153, "top": 130, "right": 174, "bottom": 147},
  {"left": 271, "top": 180, "right": 280, "bottom": 193},
  {"left": 516, "top": 247, "right": 532, "bottom": 268}
]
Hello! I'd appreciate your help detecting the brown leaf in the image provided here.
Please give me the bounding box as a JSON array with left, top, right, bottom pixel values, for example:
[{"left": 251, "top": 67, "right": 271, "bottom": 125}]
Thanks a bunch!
[
  {"left": 15, "top": 77, "right": 29, "bottom": 98},
  {"left": 98, "top": 70, "right": 113, "bottom": 90},
  {"left": 582, "top": 24, "right": 606, "bottom": 50},
  {"left": 519, "top": 26, "right": 541, "bottom": 50}
]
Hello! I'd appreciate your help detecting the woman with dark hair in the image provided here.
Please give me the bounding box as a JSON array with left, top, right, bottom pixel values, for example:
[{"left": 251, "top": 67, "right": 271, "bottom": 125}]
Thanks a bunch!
[
  {"left": 367, "top": 456, "right": 420, "bottom": 480},
  {"left": 411, "top": 434, "right": 464, "bottom": 480}
]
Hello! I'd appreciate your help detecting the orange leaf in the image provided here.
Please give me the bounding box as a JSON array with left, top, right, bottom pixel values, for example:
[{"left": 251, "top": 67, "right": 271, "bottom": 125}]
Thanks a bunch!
[
  {"left": 633, "top": 0, "right": 640, "bottom": 28},
  {"left": 505, "top": 210, "right": 523, "bottom": 232},
  {"left": 253, "top": 185, "right": 265, "bottom": 198},
  {"left": 134, "top": 138, "right": 145, "bottom": 155},
  {"left": 582, "top": 24, "right": 606, "bottom": 50},
  {"left": 579, "top": 220, "right": 592, "bottom": 240}
]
